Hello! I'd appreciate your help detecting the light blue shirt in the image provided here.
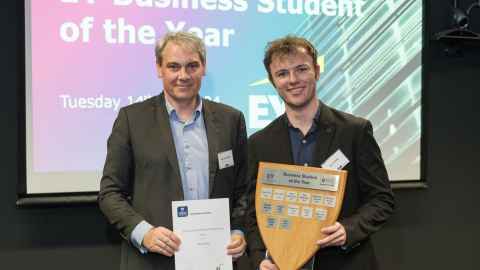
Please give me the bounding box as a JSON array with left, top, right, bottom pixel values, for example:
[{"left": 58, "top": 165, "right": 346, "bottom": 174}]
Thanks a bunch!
[
  {"left": 130, "top": 97, "right": 209, "bottom": 253},
  {"left": 166, "top": 99, "right": 209, "bottom": 201}
]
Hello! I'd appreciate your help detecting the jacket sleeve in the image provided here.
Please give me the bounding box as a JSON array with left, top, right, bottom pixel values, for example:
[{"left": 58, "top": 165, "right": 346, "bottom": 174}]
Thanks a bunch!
[
  {"left": 230, "top": 111, "right": 249, "bottom": 232},
  {"left": 98, "top": 108, "right": 144, "bottom": 242},
  {"left": 339, "top": 120, "right": 395, "bottom": 250}
]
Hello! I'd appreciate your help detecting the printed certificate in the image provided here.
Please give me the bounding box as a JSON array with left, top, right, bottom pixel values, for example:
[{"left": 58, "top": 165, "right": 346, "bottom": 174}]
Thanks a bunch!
[{"left": 172, "top": 198, "right": 232, "bottom": 270}]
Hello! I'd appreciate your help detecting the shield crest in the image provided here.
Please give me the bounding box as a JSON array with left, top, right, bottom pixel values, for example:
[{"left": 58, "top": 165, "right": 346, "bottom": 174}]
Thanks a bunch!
[{"left": 255, "top": 162, "right": 347, "bottom": 270}]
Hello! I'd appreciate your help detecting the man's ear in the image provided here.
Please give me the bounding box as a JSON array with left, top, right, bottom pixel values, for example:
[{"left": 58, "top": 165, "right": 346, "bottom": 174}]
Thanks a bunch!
[
  {"left": 314, "top": 63, "right": 320, "bottom": 81},
  {"left": 156, "top": 62, "right": 162, "bottom": 78}
]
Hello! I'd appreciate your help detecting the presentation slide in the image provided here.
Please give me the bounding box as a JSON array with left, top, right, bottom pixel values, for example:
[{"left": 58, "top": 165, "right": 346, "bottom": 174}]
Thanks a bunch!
[{"left": 25, "top": 0, "right": 423, "bottom": 194}]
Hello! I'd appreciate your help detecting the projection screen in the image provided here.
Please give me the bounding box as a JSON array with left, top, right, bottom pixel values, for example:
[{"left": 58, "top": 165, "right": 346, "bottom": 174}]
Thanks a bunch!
[{"left": 23, "top": 0, "right": 424, "bottom": 196}]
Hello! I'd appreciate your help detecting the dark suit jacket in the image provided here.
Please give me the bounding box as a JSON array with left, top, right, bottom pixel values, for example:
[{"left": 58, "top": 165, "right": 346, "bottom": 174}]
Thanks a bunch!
[
  {"left": 246, "top": 101, "right": 395, "bottom": 270},
  {"left": 98, "top": 93, "right": 248, "bottom": 270}
]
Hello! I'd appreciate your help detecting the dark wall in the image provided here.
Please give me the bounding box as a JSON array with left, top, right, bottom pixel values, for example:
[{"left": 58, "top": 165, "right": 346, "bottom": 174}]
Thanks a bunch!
[{"left": 2, "top": 1, "right": 479, "bottom": 269}]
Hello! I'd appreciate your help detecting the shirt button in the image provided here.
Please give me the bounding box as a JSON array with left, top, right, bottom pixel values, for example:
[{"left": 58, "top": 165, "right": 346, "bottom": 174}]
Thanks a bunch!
[
  {"left": 304, "top": 163, "right": 308, "bottom": 166},
  {"left": 302, "top": 139, "right": 307, "bottom": 144}
]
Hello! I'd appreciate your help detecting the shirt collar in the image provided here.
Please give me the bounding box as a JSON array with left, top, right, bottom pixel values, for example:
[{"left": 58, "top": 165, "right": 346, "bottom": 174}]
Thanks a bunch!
[
  {"left": 165, "top": 96, "right": 203, "bottom": 121},
  {"left": 284, "top": 103, "right": 322, "bottom": 128}
]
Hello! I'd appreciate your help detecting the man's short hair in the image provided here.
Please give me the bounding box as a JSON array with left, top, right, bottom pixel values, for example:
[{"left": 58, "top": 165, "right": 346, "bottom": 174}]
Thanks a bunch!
[
  {"left": 263, "top": 36, "right": 318, "bottom": 84},
  {"left": 155, "top": 31, "right": 206, "bottom": 65}
]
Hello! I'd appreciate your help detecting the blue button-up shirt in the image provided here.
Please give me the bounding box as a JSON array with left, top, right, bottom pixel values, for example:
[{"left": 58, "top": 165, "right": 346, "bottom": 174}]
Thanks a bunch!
[
  {"left": 131, "top": 97, "right": 209, "bottom": 252},
  {"left": 165, "top": 99, "right": 209, "bottom": 200},
  {"left": 287, "top": 108, "right": 321, "bottom": 167}
]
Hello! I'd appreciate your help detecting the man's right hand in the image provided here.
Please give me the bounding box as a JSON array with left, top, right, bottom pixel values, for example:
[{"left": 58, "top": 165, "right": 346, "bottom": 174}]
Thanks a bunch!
[
  {"left": 142, "top": 226, "right": 181, "bottom": 256},
  {"left": 260, "top": 259, "right": 279, "bottom": 270}
]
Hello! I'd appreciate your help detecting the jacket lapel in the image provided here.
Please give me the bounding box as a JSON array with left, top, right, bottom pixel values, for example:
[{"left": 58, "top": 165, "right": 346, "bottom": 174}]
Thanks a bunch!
[
  {"left": 272, "top": 114, "right": 295, "bottom": 164},
  {"left": 154, "top": 94, "right": 184, "bottom": 199},
  {"left": 202, "top": 100, "right": 219, "bottom": 196},
  {"left": 312, "top": 102, "right": 337, "bottom": 167}
]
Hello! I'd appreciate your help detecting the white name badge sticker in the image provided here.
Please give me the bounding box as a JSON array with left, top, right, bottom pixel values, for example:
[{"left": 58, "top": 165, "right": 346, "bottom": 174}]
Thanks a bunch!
[
  {"left": 218, "top": 150, "right": 234, "bottom": 169},
  {"left": 322, "top": 149, "right": 350, "bottom": 170}
]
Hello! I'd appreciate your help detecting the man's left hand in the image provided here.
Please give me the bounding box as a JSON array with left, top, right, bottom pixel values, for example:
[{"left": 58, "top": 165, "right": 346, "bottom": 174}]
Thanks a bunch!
[
  {"left": 226, "top": 233, "right": 246, "bottom": 261},
  {"left": 316, "top": 222, "right": 347, "bottom": 248}
]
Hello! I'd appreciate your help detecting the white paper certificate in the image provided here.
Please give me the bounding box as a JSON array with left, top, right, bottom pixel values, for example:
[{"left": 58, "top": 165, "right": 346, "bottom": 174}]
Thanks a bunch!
[{"left": 172, "top": 198, "right": 232, "bottom": 270}]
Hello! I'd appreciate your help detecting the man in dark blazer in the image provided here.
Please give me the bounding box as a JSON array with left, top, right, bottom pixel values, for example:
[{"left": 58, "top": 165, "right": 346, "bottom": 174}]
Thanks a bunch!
[
  {"left": 246, "top": 36, "right": 395, "bottom": 270},
  {"left": 98, "top": 32, "right": 248, "bottom": 270}
]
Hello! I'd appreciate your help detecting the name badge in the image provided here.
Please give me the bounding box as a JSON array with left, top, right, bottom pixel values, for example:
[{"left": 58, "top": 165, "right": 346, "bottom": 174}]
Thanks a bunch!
[
  {"left": 218, "top": 150, "right": 234, "bottom": 170},
  {"left": 322, "top": 149, "right": 350, "bottom": 170}
]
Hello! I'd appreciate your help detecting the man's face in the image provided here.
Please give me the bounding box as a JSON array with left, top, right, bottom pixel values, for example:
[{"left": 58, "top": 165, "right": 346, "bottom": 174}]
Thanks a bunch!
[
  {"left": 157, "top": 42, "right": 205, "bottom": 104},
  {"left": 269, "top": 48, "right": 319, "bottom": 109}
]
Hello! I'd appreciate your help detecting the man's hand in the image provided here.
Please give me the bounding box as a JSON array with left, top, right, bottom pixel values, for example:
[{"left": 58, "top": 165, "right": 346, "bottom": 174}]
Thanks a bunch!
[
  {"left": 142, "top": 226, "right": 181, "bottom": 256},
  {"left": 260, "top": 259, "right": 278, "bottom": 270},
  {"left": 316, "top": 222, "right": 347, "bottom": 248},
  {"left": 226, "top": 233, "right": 246, "bottom": 261}
]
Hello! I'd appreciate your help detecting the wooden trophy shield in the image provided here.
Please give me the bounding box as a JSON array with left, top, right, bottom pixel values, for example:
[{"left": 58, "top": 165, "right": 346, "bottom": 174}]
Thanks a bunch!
[{"left": 255, "top": 162, "right": 347, "bottom": 270}]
